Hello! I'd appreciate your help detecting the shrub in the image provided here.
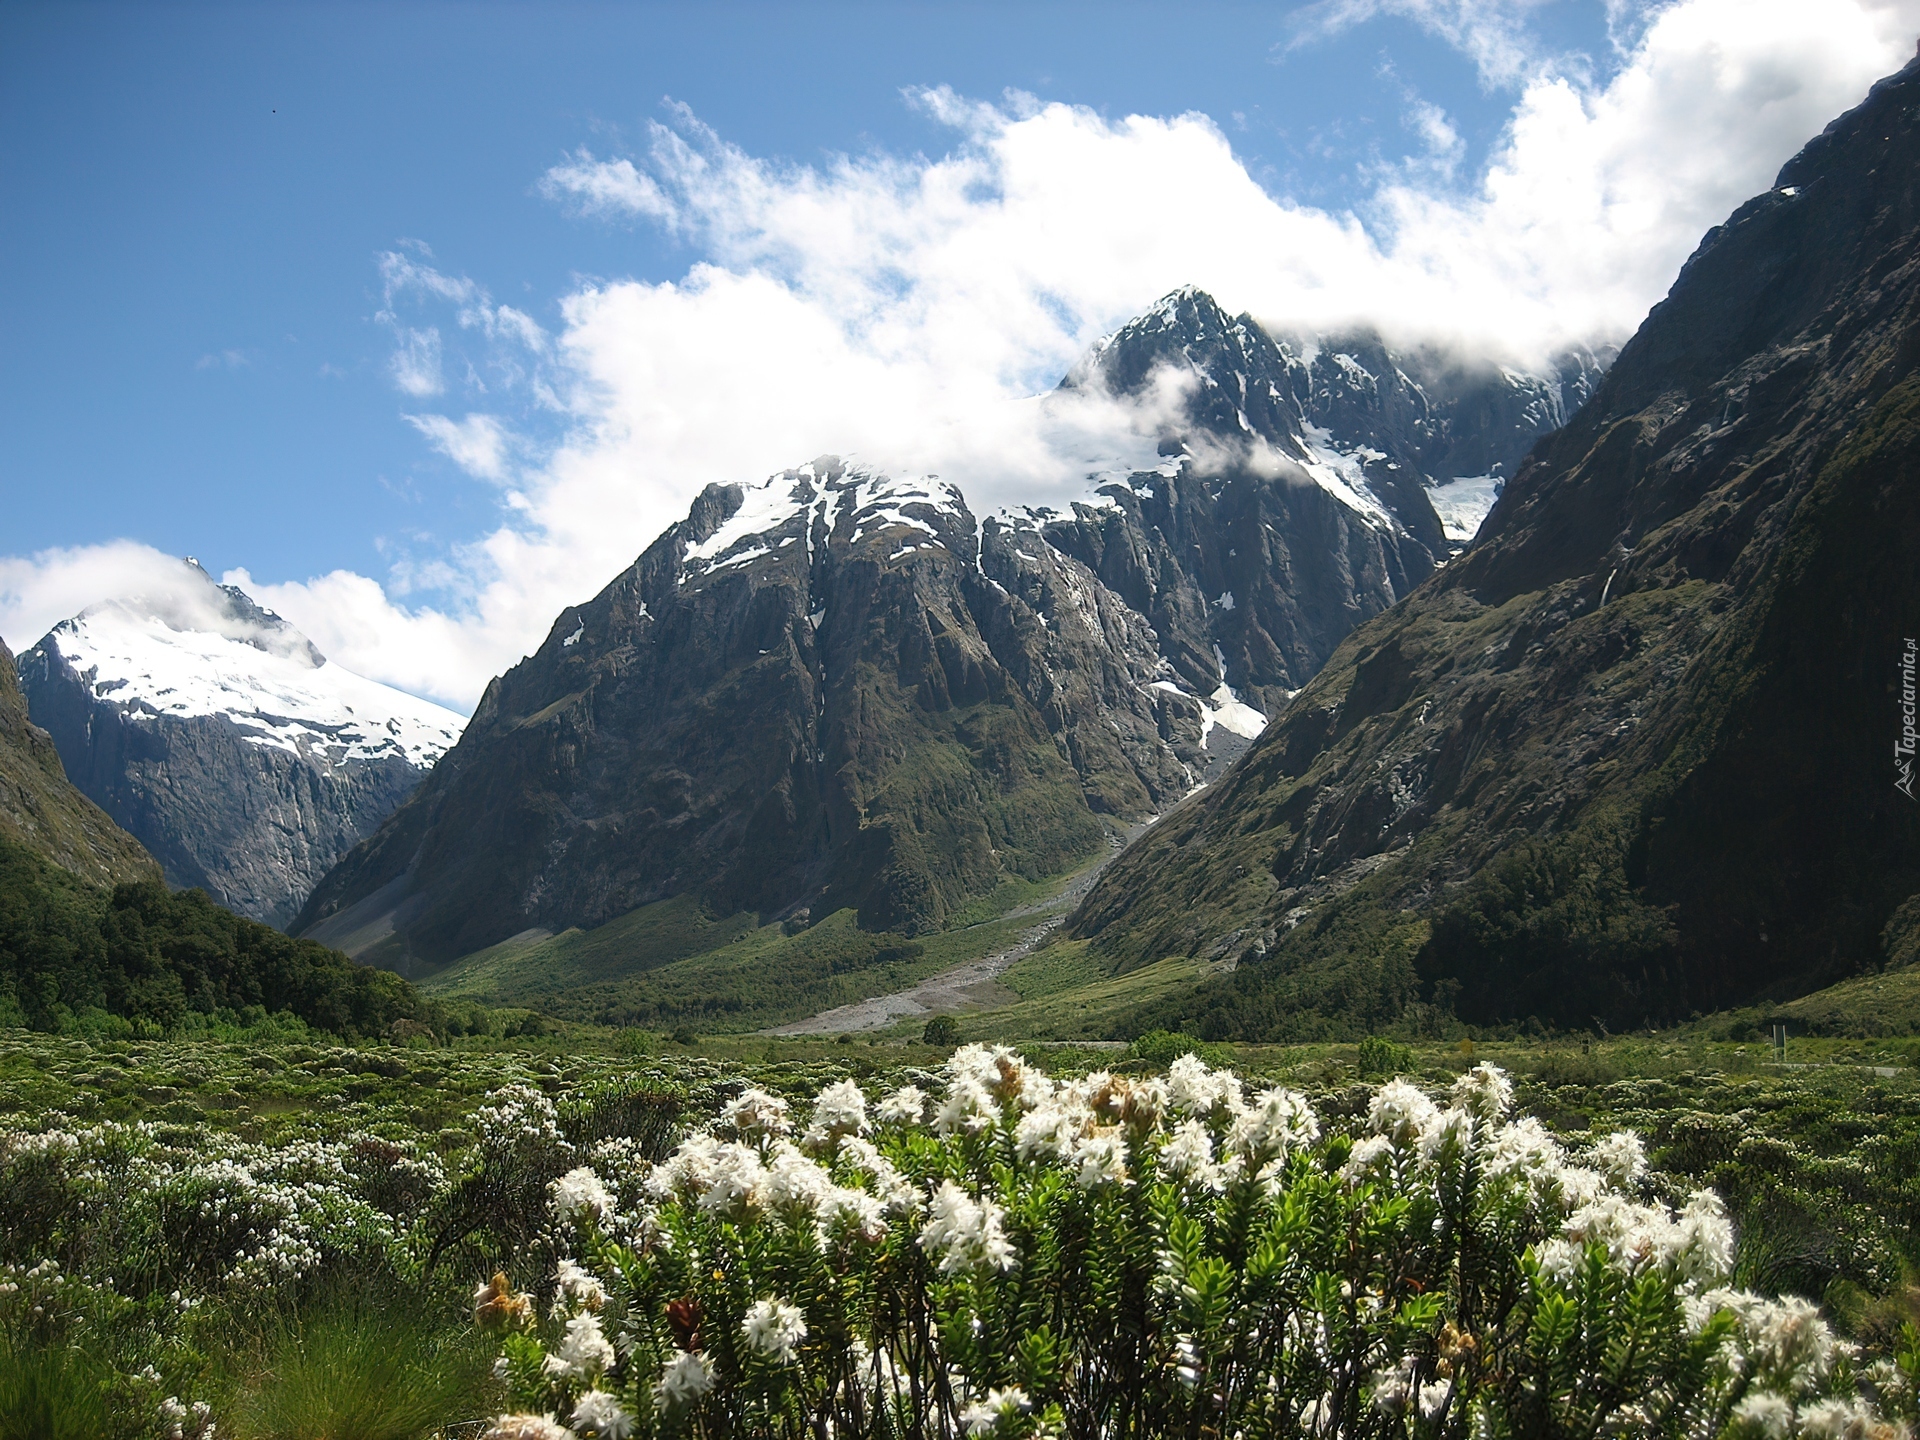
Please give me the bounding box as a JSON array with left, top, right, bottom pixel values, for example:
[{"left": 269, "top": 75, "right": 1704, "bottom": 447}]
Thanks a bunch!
[
  {"left": 1127, "top": 1029, "right": 1227, "bottom": 1066},
  {"left": 921, "top": 1014, "right": 960, "bottom": 1047},
  {"left": 1355, "top": 1035, "right": 1414, "bottom": 1078},
  {"left": 479, "top": 1052, "right": 1903, "bottom": 1439}
]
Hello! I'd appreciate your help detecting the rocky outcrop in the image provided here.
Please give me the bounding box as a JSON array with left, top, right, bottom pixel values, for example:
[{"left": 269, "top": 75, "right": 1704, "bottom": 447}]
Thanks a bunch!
[
  {"left": 19, "top": 563, "right": 463, "bottom": 928},
  {"left": 1073, "top": 57, "right": 1920, "bottom": 1035},
  {"left": 0, "top": 636, "right": 158, "bottom": 888}
]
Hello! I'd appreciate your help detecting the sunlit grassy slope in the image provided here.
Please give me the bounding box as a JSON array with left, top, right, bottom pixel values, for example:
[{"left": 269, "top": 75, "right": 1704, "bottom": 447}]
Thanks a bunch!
[{"left": 418, "top": 866, "right": 1079, "bottom": 1033}]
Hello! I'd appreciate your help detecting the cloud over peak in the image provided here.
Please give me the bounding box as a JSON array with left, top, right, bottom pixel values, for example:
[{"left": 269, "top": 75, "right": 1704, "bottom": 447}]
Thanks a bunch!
[{"left": 5, "top": 0, "right": 1916, "bottom": 713}]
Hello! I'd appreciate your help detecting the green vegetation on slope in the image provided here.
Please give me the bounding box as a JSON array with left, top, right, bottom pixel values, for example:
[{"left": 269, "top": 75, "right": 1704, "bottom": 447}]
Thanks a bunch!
[
  {"left": 0, "top": 833, "right": 432, "bottom": 1038},
  {"left": 424, "top": 895, "right": 1047, "bottom": 1033}
]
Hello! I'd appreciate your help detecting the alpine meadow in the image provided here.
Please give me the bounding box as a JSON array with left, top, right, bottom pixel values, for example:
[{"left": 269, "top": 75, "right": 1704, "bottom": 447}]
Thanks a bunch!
[{"left": 6, "top": 4, "right": 1920, "bottom": 1438}]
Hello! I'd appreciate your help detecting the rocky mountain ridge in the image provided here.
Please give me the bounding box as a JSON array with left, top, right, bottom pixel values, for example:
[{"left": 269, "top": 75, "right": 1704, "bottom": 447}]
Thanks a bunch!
[
  {"left": 296, "top": 291, "right": 1611, "bottom": 973},
  {"left": 20, "top": 562, "right": 464, "bottom": 928},
  {"left": 1072, "top": 56, "right": 1920, "bottom": 1036}
]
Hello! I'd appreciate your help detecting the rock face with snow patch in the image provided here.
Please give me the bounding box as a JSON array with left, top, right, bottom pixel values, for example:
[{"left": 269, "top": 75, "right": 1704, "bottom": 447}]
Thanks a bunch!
[
  {"left": 19, "top": 563, "right": 464, "bottom": 927},
  {"left": 298, "top": 290, "right": 1603, "bottom": 970}
]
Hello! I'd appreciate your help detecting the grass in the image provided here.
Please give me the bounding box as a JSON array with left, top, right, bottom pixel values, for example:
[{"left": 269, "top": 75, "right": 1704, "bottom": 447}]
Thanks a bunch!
[
  {"left": 220, "top": 1287, "right": 496, "bottom": 1440},
  {"left": 952, "top": 943, "right": 1221, "bottom": 1041},
  {"left": 0, "top": 1332, "right": 120, "bottom": 1440},
  {"left": 417, "top": 845, "right": 1112, "bottom": 1034}
]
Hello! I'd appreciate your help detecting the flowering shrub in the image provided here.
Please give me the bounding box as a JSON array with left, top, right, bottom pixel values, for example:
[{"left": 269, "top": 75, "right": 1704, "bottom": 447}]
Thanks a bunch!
[{"left": 479, "top": 1050, "right": 1917, "bottom": 1438}]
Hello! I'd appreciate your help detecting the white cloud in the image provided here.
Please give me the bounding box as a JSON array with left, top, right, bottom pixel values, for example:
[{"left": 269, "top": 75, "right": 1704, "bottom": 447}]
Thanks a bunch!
[
  {"left": 6, "top": 0, "right": 1916, "bottom": 714},
  {"left": 389, "top": 326, "right": 443, "bottom": 397},
  {"left": 406, "top": 412, "right": 512, "bottom": 482},
  {"left": 1288, "top": 0, "right": 1562, "bottom": 87},
  {"left": 1, "top": 542, "right": 206, "bottom": 657}
]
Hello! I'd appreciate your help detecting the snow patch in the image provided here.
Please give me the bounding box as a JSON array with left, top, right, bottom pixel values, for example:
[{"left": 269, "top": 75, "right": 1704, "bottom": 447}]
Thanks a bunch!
[
  {"left": 42, "top": 603, "right": 465, "bottom": 767},
  {"left": 1425, "top": 473, "right": 1504, "bottom": 544}
]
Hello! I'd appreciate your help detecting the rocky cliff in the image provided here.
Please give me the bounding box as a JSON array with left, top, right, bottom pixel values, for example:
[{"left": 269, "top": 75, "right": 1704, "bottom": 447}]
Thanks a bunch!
[
  {"left": 1072, "top": 57, "right": 1920, "bottom": 1036},
  {"left": 20, "top": 562, "right": 464, "bottom": 928},
  {"left": 0, "top": 636, "right": 158, "bottom": 888}
]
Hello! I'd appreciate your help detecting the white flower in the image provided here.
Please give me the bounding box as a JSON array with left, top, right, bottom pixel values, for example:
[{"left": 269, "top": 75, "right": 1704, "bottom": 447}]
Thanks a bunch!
[
  {"left": 948, "top": 1044, "right": 1029, "bottom": 1104},
  {"left": 1015, "top": 1104, "right": 1085, "bottom": 1164},
  {"left": 654, "top": 1349, "right": 715, "bottom": 1408},
  {"left": 1481, "top": 1116, "right": 1563, "bottom": 1181},
  {"left": 549, "top": 1166, "right": 613, "bottom": 1223},
  {"left": 919, "top": 1180, "right": 1018, "bottom": 1274},
  {"left": 876, "top": 1085, "right": 927, "bottom": 1125},
  {"left": 569, "top": 1390, "right": 634, "bottom": 1440},
  {"left": 647, "top": 1132, "right": 723, "bottom": 1201},
  {"left": 540, "top": 1320, "right": 606, "bottom": 1382},
  {"left": 721, "top": 1088, "right": 791, "bottom": 1139},
  {"left": 763, "top": 1143, "right": 835, "bottom": 1216},
  {"left": 1158, "top": 1119, "right": 1220, "bottom": 1189},
  {"left": 1166, "top": 1054, "right": 1239, "bottom": 1116},
  {"left": 553, "top": 1257, "right": 606, "bottom": 1312},
  {"left": 1671, "top": 1190, "right": 1735, "bottom": 1286},
  {"left": 698, "top": 1142, "right": 771, "bottom": 1218},
  {"left": 1797, "top": 1396, "right": 1879, "bottom": 1439},
  {"left": 742, "top": 1297, "right": 808, "bottom": 1363},
  {"left": 803, "top": 1080, "right": 869, "bottom": 1150},
  {"left": 1368, "top": 1356, "right": 1416, "bottom": 1416},
  {"left": 1449, "top": 1063, "right": 1514, "bottom": 1122},
  {"left": 1367, "top": 1080, "right": 1438, "bottom": 1147},
  {"left": 1417, "top": 1107, "right": 1475, "bottom": 1168},
  {"left": 1587, "top": 1130, "right": 1648, "bottom": 1187},
  {"left": 1073, "top": 1132, "right": 1129, "bottom": 1189},
  {"left": 543, "top": 1312, "right": 615, "bottom": 1379},
  {"left": 937, "top": 1077, "right": 999, "bottom": 1135},
  {"left": 838, "top": 1137, "right": 918, "bottom": 1212},
  {"left": 1728, "top": 1392, "right": 1794, "bottom": 1439},
  {"left": 1533, "top": 1238, "right": 1584, "bottom": 1287},
  {"left": 960, "top": 1386, "right": 1031, "bottom": 1436},
  {"left": 1417, "top": 1380, "right": 1452, "bottom": 1420},
  {"left": 1341, "top": 1134, "right": 1396, "bottom": 1184},
  {"left": 822, "top": 1185, "right": 890, "bottom": 1243},
  {"left": 1711, "top": 1290, "right": 1838, "bottom": 1387},
  {"left": 481, "top": 1415, "right": 573, "bottom": 1440},
  {"left": 1229, "top": 1086, "right": 1320, "bottom": 1163}
]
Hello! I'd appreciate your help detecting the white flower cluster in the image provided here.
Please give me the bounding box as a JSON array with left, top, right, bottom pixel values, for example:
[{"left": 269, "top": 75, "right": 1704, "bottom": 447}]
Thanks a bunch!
[
  {"left": 158, "top": 1395, "right": 215, "bottom": 1440},
  {"left": 475, "top": 1084, "right": 566, "bottom": 1151},
  {"left": 487, "top": 1052, "right": 1904, "bottom": 1440},
  {"left": 0, "top": 1117, "right": 433, "bottom": 1293},
  {"left": 742, "top": 1296, "right": 808, "bottom": 1363}
]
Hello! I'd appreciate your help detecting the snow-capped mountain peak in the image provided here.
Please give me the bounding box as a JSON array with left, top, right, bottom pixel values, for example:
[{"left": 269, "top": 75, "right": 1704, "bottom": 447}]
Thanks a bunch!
[{"left": 28, "top": 562, "right": 463, "bottom": 769}]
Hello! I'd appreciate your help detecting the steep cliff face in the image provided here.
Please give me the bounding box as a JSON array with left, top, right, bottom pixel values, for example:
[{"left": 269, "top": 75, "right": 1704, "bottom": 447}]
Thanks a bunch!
[
  {"left": 0, "top": 637, "right": 158, "bottom": 889},
  {"left": 19, "top": 563, "right": 463, "bottom": 928},
  {"left": 298, "top": 462, "right": 1119, "bottom": 968},
  {"left": 297, "top": 289, "right": 1611, "bottom": 973},
  {"left": 1073, "top": 59, "right": 1920, "bottom": 1036}
]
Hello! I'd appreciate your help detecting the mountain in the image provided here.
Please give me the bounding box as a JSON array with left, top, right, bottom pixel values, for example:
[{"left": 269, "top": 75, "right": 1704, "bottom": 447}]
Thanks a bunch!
[
  {"left": 295, "top": 292, "right": 1607, "bottom": 977},
  {"left": 0, "top": 636, "right": 158, "bottom": 889},
  {"left": 1072, "top": 56, "right": 1920, "bottom": 1037},
  {"left": 18, "top": 562, "right": 464, "bottom": 928}
]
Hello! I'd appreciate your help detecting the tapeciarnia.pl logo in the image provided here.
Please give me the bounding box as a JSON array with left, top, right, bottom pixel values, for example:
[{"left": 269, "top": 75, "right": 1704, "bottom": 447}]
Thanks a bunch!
[{"left": 1900, "top": 637, "right": 1918, "bottom": 800}]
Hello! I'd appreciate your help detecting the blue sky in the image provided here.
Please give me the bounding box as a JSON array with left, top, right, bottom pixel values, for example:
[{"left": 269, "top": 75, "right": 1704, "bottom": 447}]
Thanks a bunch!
[{"left": 3, "top": 0, "right": 1913, "bottom": 706}]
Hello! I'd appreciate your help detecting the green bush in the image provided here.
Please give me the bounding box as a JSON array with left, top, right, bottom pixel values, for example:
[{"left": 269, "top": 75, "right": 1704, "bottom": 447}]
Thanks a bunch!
[
  {"left": 921, "top": 1014, "right": 960, "bottom": 1046},
  {"left": 1356, "top": 1034, "right": 1414, "bottom": 1078},
  {"left": 1127, "top": 1028, "right": 1227, "bottom": 1066}
]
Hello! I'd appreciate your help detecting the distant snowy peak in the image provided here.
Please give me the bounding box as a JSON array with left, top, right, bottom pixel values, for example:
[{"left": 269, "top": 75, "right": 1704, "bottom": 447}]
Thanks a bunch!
[
  {"left": 34, "top": 568, "right": 463, "bottom": 769},
  {"left": 675, "top": 457, "right": 972, "bottom": 576}
]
